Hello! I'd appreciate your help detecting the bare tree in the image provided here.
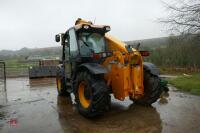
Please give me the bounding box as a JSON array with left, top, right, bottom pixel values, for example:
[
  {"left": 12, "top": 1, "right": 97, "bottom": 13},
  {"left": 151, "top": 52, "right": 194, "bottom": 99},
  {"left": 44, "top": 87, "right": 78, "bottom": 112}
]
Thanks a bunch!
[{"left": 161, "top": 0, "right": 200, "bottom": 34}]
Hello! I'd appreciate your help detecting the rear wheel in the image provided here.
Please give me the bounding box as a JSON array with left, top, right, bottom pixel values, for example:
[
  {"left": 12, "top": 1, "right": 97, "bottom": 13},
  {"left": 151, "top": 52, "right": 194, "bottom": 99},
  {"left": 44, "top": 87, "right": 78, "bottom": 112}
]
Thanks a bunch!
[
  {"left": 133, "top": 69, "right": 162, "bottom": 105},
  {"left": 56, "top": 67, "right": 70, "bottom": 96},
  {"left": 75, "top": 71, "right": 110, "bottom": 118}
]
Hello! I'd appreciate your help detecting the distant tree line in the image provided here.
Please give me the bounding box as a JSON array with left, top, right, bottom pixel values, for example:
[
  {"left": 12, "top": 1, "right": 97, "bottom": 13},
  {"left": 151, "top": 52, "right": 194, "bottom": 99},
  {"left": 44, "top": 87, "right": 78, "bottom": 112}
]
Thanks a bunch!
[
  {"left": 146, "top": 0, "right": 199, "bottom": 69},
  {"left": 145, "top": 33, "right": 200, "bottom": 68},
  {"left": 0, "top": 47, "right": 62, "bottom": 60}
]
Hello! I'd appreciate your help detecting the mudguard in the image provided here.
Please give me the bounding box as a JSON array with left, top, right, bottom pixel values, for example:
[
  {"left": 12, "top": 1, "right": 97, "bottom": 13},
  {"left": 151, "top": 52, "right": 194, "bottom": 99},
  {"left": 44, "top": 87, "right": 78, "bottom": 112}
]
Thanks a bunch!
[
  {"left": 143, "top": 62, "right": 160, "bottom": 76},
  {"left": 78, "top": 63, "right": 108, "bottom": 74}
]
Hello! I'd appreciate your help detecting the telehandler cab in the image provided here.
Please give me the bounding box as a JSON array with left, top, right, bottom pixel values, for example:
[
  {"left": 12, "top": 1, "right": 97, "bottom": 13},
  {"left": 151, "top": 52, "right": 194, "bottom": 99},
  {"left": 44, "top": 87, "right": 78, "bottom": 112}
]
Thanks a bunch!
[{"left": 55, "top": 18, "right": 167, "bottom": 117}]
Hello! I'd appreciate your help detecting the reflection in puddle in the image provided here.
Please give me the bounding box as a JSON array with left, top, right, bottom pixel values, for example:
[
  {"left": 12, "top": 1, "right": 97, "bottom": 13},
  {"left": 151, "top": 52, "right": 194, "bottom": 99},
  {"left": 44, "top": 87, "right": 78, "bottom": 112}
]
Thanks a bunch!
[
  {"left": 159, "top": 91, "right": 169, "bottom": 105},
  {"left": 29, "top": 78, "right": 56, "bottom": 87},
  {"left": 0, "top": 82, "right": 7, "bottom": 106},
  {"left": 56, "top": 96, "right": 162, "bottom": 133},
  {"left": 159, "top": 98, "right": 168, "bottom": 104},
  {"left": 1, "top": 78, "right": 200, "bottom": 133}
]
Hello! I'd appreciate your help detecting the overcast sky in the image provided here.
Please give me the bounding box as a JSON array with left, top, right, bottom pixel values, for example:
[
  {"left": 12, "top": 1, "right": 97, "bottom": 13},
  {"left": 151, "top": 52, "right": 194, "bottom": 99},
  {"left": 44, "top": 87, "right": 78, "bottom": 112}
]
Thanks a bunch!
[{"left": 0, "top": 0, "right": 169, "bottom": 50}]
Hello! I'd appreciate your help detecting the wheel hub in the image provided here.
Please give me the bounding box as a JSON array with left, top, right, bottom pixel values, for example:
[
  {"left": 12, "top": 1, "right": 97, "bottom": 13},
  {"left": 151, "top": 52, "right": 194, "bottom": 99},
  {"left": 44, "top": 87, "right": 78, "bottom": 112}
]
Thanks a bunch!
[
  {"left": 78, "top": 81, "right": 91, "bottom": 108},
  {"left": 84, "top": 86, "right": 91, "bottom": 100}
]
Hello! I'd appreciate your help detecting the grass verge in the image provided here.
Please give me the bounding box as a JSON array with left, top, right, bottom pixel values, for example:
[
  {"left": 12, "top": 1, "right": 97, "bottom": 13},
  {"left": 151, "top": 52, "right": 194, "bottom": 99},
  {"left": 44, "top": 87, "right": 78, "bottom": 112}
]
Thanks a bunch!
[{"left": 168, "top": 73, "right": 200, "bottom": 95}]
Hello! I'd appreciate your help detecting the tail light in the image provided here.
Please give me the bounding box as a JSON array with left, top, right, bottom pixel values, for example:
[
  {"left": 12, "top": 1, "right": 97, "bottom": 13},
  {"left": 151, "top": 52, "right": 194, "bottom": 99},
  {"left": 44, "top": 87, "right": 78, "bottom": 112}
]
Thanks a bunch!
[
  {"left": 139, "top": 51, "right": 150, "bottom": 56},
  {"left": 92, "top": 52, "right": 112, "bottom": 60},
  {"left": 92, "top": 53, "right": 103, "bottom": 60}
]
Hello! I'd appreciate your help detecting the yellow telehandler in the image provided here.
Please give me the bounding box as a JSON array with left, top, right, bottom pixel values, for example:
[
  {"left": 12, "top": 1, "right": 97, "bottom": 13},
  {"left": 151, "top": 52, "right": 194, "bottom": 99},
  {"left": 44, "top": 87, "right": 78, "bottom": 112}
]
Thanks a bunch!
[{"left": 55, "top": 18, "right": 168, "bottom": 117}]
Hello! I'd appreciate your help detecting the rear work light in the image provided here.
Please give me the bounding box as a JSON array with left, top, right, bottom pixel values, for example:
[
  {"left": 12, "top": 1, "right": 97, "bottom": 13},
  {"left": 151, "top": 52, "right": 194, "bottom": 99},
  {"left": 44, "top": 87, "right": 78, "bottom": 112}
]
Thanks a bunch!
[{"left": 139, "top": 51, "right": 150, "bottom": 56}]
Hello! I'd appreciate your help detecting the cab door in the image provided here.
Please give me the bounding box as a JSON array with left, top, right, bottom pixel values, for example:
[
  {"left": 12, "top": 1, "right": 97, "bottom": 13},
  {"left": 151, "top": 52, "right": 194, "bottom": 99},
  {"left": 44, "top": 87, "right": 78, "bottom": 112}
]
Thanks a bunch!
[{"left": 65, "top": 28, "right": 79, "bottom": 81}]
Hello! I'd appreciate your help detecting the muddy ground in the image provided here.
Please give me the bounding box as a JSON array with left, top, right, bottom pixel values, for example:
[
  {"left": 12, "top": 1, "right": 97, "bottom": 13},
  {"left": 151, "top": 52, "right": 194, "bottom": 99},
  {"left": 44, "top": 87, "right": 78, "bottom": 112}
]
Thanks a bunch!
[{"left": 0, "top": 77, "right": 200, "bottom": 133}]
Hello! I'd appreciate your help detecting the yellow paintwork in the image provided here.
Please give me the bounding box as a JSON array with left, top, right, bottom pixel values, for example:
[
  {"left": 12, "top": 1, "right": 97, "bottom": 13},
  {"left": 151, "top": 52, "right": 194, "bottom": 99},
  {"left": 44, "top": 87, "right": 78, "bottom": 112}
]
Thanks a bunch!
[
  {"left": 74, "top": 18, "right": 109, "bottom": 31},
  {"left": 103, "top": 34, "right": 144, "bottom": 100},
  {"left": 75, "top": 19, "right": 144, "bottom": 101},
  {"left": 57, "top": 78, "right": 62, "bottom": 92},
  {"left": 78, "top": 81, "right": 91, "bottom": 108}
]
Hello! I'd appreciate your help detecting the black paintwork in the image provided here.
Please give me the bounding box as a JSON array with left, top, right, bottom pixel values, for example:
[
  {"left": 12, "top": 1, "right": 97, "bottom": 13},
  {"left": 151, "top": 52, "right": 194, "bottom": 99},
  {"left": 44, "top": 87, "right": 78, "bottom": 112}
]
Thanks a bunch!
[
  {"left": 78, "top": 63, "right": 108, "bottom": 74},
  {"left": 59, "top": 27, "right": 109, "bottom": 92}
]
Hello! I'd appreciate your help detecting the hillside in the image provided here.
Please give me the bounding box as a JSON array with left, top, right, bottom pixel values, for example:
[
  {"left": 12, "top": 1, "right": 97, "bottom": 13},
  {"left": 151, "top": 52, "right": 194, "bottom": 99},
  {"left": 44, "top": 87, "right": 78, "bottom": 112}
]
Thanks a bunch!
[
  {"left": 125, "top": 36, "right": 169, "bottom": 50},
  {"left": 0, "top": 46, "right": 62, "bottom": 60},
  {"left": 0, "top": 36, "right": 169, "bottom": 60}
]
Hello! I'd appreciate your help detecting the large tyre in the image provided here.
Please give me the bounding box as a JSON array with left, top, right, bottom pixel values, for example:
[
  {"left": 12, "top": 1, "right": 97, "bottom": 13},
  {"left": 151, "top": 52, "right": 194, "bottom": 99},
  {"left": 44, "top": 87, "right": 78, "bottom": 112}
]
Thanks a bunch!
[
  {"left": 134, "top": 69, "right": 162, "bottom": 105},
  {"left": 75, "top": 71, "right": 110, "bottom": 118},
  {"left": 56, "top": 67, "right": 70, "bottom": 96}
]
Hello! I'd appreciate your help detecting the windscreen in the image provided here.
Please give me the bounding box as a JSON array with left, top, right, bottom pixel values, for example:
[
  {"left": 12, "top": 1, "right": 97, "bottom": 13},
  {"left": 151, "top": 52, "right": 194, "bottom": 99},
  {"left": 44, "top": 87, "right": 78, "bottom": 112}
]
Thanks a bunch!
[{"left": 78, "top": 32, "right": 106, "bottom": 56}]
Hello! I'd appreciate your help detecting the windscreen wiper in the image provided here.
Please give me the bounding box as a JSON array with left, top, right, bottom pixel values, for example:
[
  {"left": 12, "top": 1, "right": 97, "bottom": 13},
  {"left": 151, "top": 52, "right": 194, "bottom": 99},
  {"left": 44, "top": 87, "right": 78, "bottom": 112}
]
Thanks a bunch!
[{"left": 81, "top": 39, "right": 94, "bottom": 53}]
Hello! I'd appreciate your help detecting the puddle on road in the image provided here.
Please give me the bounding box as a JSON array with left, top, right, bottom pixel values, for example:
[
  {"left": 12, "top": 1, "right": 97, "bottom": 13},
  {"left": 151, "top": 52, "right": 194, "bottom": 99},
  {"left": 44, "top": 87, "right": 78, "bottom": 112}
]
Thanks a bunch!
[
  {"left": 0, "top": 77, "right": 200, "bottom": 133},
  {"left": 56, "top": 96, "right": 162, "bottom": 133}
]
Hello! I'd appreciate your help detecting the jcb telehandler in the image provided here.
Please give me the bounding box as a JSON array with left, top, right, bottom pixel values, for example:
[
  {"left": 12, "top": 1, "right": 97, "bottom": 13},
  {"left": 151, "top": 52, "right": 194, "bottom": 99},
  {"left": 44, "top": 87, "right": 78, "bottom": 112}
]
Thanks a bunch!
[{"left": 55, "top": 18, "right": 168, "bottom": 117}]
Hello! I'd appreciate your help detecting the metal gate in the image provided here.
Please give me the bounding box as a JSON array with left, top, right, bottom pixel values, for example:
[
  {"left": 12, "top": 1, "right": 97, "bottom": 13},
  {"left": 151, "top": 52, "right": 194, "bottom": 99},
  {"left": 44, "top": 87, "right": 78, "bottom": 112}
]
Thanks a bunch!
[{"left": 0, "top": 61, "right": 7, "bottom": 105}]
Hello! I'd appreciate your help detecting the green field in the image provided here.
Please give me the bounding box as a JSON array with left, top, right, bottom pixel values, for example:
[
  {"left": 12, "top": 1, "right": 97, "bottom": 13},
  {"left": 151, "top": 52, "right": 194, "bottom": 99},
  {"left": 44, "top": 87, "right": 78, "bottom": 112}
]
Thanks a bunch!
[
  {"left": 168, "top": 73, "right": 200, "bottom": 95},
  {"left": 5, "top": 59, "right": 38, "bottom": 77},
  {"left": 3, "top": 59, "right": 200, "bottom": 96}
]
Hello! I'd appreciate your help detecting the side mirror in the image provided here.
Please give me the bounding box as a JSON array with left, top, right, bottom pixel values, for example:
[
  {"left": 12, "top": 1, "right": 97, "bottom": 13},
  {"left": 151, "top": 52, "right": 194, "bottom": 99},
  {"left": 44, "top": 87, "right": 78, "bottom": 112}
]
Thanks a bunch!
[{"left": 55, "top": 34, "right": 60, "bottom": 42}]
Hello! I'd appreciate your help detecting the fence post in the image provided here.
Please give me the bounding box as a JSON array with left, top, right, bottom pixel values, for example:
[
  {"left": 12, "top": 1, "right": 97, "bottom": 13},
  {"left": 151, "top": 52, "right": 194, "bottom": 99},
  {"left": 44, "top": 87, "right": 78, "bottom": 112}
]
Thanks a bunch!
[
  {"left": 0, "top": 61, "right": 6, "bottom": 91},
  {"left": 3, "top": 62, "right": 6, "bottom": 91}
]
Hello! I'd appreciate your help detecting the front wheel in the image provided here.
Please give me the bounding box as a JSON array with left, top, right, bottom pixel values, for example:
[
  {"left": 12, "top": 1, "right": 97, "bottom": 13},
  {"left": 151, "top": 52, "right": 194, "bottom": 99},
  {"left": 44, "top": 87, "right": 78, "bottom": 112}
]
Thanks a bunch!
[
  {"left": 75, "top": 71, "right": 110, "bottom": 118},
  {"left": 56, "top": 67, "right": 70, "bottom": 96},
  {"left": 132, "top": 69, "right": 162, "bottom": 105}
]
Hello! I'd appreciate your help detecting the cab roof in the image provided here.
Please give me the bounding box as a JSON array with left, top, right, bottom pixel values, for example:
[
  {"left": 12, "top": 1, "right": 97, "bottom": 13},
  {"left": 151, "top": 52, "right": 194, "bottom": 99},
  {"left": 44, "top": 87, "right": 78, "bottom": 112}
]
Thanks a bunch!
[{"left": 73, "top": 18, "right": 110, "bottom": 33}]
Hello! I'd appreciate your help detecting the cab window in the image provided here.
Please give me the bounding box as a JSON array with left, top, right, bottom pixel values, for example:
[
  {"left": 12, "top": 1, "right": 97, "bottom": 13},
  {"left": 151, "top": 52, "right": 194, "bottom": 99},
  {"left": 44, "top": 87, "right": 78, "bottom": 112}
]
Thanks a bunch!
[
  {"left": 68, "top": 28, "right": 78, "bottom": 57},
  {"left": 78, "top": 32, "right": 106, "bottom": 56}
]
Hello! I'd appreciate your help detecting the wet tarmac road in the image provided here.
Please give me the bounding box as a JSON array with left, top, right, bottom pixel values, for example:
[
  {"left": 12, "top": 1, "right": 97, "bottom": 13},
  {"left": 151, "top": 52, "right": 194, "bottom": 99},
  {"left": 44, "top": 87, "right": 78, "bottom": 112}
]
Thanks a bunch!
[{"left": 0, "top": 77, "right": 200, "bottom": 133}]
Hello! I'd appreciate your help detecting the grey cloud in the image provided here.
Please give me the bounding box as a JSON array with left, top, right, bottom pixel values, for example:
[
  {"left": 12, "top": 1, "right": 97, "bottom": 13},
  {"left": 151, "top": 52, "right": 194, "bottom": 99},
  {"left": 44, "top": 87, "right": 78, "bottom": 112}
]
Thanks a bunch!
[{"left": 0, "top": 0, "right": 167, "bottom": 50}]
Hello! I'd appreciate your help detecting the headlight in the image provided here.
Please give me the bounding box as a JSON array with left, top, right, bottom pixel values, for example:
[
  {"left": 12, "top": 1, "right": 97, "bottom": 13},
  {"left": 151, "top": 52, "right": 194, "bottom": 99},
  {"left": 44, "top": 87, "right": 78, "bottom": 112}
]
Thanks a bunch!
[
  {"left": 83, "top": 25, "right": 89, "bottom": 29},
  {"left": 105, "top": 26, "right": 111, "bottom": 31}
]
